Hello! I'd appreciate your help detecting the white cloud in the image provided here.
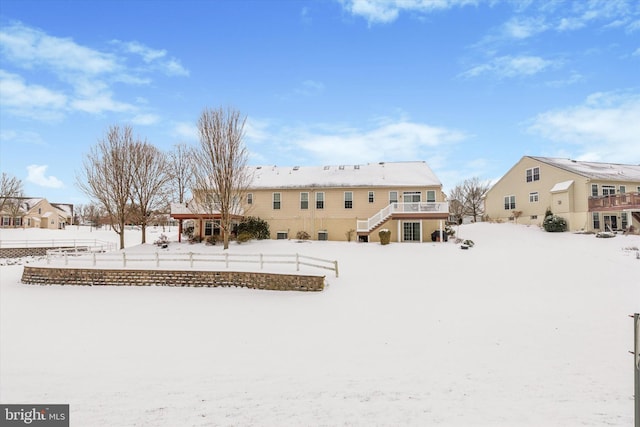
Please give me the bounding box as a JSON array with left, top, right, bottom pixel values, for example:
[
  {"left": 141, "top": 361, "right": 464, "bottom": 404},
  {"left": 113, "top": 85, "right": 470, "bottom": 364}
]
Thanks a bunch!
[
  {"left": 0, "top": 129, "right": 45, "bottom": 145},
  {"left": 26, "top": 165, "right": 64, "bottom": 189},
  {"left": 527, "top": 91, "right": 640, "bottom": 163},
  {"left": 131, "top": 113, "right": 161, "bottom": 126},
  {"left": 245, "top": 116, "right": 467, "bottom": 166},
  {"left": 339, "top": 0, "right": 481, "bottom": 24},
  {"left": 461, "top": 55, "right": 555, "bottom": 79},
  {"left": 502, "top": 16, "right": 549, "bottom": 39},
  {"left": 294, "top": 80, "right": 325, "bottom": 96},
  {"left": 633, "top": 47, "right": 640, "bottom": 56},
  {"left": 0, "top": 70, "right": 67, "bottom": 120},
  {"left": 171, "top": 122, "right": 199, "bottom": 142},
  {"left": 0, "top": 22, "right": 188, "bottom": 120}
]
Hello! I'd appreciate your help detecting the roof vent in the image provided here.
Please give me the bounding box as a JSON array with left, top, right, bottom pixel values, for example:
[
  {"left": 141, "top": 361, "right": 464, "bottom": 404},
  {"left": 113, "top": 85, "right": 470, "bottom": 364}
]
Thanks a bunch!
[
  {"left": 293, "top": 166, "right": 299, "bottom": 171},
  {"left": 256, "top": 166, "right": 262, "bottom": 169},
  {"left": 354, "top": 165, "right": 360, "bottom": 170},
  {"left": 323, "top": 165, "right": 330, "bottom": 170},
  {"left": 339, "top": 165, "right": 345, "bottom": 170}
]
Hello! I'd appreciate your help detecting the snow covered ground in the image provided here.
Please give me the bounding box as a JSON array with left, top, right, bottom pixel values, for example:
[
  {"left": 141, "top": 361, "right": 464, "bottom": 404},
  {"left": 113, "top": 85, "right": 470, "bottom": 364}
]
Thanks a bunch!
[{"left": 1, "top": 223, "right": 638, "bottom": 426}]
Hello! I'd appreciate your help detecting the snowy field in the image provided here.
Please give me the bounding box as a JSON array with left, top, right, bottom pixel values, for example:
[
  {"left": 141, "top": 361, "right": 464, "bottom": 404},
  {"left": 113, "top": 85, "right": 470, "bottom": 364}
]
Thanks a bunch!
[{"left": 0, "top": 223, "right": 638, "bottom": 426}]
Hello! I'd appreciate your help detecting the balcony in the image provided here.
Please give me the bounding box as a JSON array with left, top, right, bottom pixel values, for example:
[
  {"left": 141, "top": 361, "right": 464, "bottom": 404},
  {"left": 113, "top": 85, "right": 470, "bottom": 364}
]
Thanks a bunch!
[
  {"left": 588, "top": 192, "right": 640, "bottom": 212},
  {"left": 357, "top": 202, "right": 449, "bottom": 234}
]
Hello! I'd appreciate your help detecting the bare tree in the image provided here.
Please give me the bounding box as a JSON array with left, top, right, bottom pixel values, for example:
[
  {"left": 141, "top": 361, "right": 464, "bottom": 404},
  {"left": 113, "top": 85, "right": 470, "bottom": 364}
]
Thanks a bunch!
[
  {"left": 192, "top": 107, "right": 251, "bottom": 249},
  {"left": 449, "top": 177, "right": 491, "bottom": 223},
  {"left": 129, "top": 141, "right": 171, "bottom": 244},
  {"left": 463, "top": 177, "right": 491, "bottom": 222},
  {"left": 1, "top": 172, "right": 23, "bottom": 214},
  {"left": 77, "top": 125, "right": 135, "bottom": 249},
  {"left": 448, "top": 185, "right": 465, "bottom": 225},
  {"left": 168, "top": 143, "right": 194, "bottom": 237}
]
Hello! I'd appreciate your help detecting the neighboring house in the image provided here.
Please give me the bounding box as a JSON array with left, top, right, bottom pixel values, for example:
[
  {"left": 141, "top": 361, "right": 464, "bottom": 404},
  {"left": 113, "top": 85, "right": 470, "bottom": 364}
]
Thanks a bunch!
[
  {"left": 171, "top": 161, "right": 449, "bottom": 243},
  {"left": 0, "top": 198, "right": 73, "bottom": 229},
  {"left": 484, "top": 156, "right": 640, "bottom": 232}
]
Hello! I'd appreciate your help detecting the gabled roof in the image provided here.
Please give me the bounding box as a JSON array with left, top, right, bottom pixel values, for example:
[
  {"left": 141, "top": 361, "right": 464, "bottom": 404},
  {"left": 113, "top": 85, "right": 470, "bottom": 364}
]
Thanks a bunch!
[
  {"left": 247, "top": 161, "right": 442, "bottom": 189},
  {"left": 530, "top": 157, "right": 640, "bottom": 182}
]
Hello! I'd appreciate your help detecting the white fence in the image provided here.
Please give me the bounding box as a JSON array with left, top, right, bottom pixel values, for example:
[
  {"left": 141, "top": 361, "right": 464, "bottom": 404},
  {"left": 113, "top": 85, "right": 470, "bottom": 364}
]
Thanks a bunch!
[
  {"left": 0, "top": 239, "right": 116, "bottom": 252},
  {"left": 46, "top": 250, "right": 339, "bottom": 278}
]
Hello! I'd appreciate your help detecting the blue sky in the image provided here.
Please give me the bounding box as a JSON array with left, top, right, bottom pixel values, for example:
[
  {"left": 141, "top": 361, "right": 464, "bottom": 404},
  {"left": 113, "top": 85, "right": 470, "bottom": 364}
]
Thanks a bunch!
[{"left": 1, "top": 0, "right": 639, "bottom": 205}]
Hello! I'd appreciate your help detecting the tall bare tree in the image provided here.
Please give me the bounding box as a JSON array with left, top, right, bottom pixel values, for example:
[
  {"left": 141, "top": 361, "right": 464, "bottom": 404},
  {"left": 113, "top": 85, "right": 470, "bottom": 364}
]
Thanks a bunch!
[
  {"left": 168, "top": 143, "right": 194, "bottom": 237},
  {"left": 77, "top": 125, "right": 135, "bottom": 249},
  {"left": 192, "top": 107, "right": 251, "bottom": 249},
  {"left": 129, "top": 141, "right": 171, "bottom": 244},
  {"left": 449, "top": 177, "right": 491, "bottom": 223},
  {"left": 0, "top": 172, "right": 23, "bottom": 214}
]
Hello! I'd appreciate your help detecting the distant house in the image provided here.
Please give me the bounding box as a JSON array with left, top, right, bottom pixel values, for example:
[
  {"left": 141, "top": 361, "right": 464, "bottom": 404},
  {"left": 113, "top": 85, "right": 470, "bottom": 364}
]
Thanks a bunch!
[
  {"left": 484, "top": 156, "right": 640, "bottom": 232},
  {"left": 0, "top": 198, "right": 73, "bottom": 229},
  {"left": 171, "top": 161, "right": 450, "bottom": 242}
]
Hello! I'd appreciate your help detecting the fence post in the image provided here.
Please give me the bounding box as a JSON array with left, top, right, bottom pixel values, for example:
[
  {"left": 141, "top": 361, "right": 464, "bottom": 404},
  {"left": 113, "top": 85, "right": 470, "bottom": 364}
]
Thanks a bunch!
[
  {"left": 225, "top": 252, "right": 229, "bottom": 268},
  {"left": 334, "top": 260, "right": 339, "bottom": 278},
  {"left": 122, "top": 252, "right": 126, "bottom": 268},
  {"left": 93, "top": 252, "right": 96, "bottom": 267},
  {"left": 296, "top": 253, "right": 299, "bottom": 272},
  {"left": 189, "top": 252, "right": 193, "bottom": 268},
  {"left": 260, "top": 253, "right": 263, "bottom": 270},
  {"left": 156, "top": 251, "right": 160, "bottom": 268},
  {"left": 64, "top": 252, "right": 68, "bottom": 266}
]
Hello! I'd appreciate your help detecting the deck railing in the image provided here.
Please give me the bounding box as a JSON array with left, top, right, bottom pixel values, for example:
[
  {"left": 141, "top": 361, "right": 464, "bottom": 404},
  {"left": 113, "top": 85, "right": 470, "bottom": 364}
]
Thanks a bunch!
[
  {"left": 588, "top": 192, "right": 640, "bottom": 211},
  {"left": 357, "top": 202, "right": 449, "bottom": 232}
]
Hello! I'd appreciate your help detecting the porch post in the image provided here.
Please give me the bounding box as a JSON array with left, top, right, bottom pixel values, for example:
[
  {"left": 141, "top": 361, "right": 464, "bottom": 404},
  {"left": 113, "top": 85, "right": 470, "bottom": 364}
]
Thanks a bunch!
[
  {"left": 439, "top": 220, "right": 443, "bottom": 243},
  {"left": 178, "top": 219, "right": 182, "bottom": 243},
  {"left": 397, "top": 220, "right": 401, "bottom": 242}
]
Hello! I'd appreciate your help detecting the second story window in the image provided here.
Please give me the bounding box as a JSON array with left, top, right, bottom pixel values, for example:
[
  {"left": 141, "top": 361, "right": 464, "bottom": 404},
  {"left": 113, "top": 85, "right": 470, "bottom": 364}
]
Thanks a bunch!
[
  {"left": 526, "top": 167, "right": 540, "bottom": 182},
  {"left": 316, "top": 192, "right": 324, "bottom": 209},
  {"left": 389, "top": 191, "right": 398, "bottom": 204},
  {"left": 591, "top": 184, "right": 598, "bottom": 197},
  {"left": 300, "top": 192, "right": 309, "bottom": 210},
  {"left": 368, "top": 191, "right": 374, "bottom": 203},
  {"left": 344, "top": 191, "right": 353, "bottom": 209},
  {"left": 426, "top": 190, "right": 436, "bottom": 202},
  {"left": 273, "top": 192, "right": 281, "bottom": 210},
  {"left": 247, "top": 193, "right": 253, "bottom": 205}
]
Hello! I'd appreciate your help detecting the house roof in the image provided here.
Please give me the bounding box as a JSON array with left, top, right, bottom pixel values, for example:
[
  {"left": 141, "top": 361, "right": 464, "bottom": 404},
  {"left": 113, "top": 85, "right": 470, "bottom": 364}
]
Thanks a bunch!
[
  {"left": 530, "top": 157, "right": 640, "bottom": 182},
  {"left": 246, "top": 161, "right": 442, "bottom": 189}
]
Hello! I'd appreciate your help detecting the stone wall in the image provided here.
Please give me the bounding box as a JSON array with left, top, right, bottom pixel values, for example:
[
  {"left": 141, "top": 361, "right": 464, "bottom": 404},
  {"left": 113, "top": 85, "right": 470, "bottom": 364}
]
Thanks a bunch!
[{"left": 21, "top": 266, "right": 325, "bottom": 292}]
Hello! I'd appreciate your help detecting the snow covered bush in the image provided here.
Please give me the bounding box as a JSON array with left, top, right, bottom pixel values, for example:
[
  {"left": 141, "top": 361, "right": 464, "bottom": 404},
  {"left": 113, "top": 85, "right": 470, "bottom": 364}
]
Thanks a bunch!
[
  {"left": 379, "top": 229, "right": 391, "bottom": 245},
  {"left": 543, "top": 214, "right": 567, "bottom": 232}
]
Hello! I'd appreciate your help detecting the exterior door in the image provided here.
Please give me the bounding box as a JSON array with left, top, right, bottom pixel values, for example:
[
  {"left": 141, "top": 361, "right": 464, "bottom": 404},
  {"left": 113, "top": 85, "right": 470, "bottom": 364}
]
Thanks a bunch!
[
  {"left": 403, "top": 221, "right": 421, "bottom": 241},
  {"left": 603, "top": 215, "right": 618, "bottom": 231}
]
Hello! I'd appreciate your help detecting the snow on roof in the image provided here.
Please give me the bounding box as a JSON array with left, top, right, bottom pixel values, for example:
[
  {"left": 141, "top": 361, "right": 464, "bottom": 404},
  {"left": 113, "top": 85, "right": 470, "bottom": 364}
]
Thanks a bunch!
[
  {"left": 530, "top": 157, "right": 640, "bottom": 181},
  {"left": 247, "top": 161, "right": 442, "bottom": 189},
  {"left": 550, "top": 180, "right": 574, "bottom": 193}
]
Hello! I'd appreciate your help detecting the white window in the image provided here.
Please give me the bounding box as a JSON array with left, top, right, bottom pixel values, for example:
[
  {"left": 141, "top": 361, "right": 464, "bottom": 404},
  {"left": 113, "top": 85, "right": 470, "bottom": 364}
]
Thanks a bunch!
[
  {"left": 529, "top": 192, "right": 539, "bottom": 203},
  {"left": 344, "top": 192, "right": 353, "bottom": 209},
  {"left": 592, "top": 212, "right": 600, "bottom": 229},
  {"left": 300, "top": 192, "right": 309, "bottom": 210},
  {"left": 622, "top": 212, "right": 628, "bottom": 229},
  {"left": 426, "top": 190, "right": 436, "bottom": 202},
  {"left": 504, "top": 195, "right": 516, "bottom": 210},
  {"left": 368, "top": 191, "right": 374, "bottom": 203},
  {"left": 247, "top": 193, "right": 253, "bottom": 205},
  {"left": 526, "top": 167, "right": 540, "bottom": 182},
  {"left": 602, "top": 185, "right": 615, "bottom": 196},
  {"left": 273, "top": 193, "right": 281, "bottom": 210},
  {"left": 316, "top": 192, "right": 324, "bottom": 209},
  {"left": 619, "top": 185, "right": 626, "bottom": 194},
  {"left": 2, "top": 217, "right": 10, "bottom": 226},
  {"left": 403, "top": 191, "right": 421, "bottom": 203},
  {"left": 591, "top": 184, "right": 598, "bottom": 197},
  {"left": 389, "top": 191, "right": 398, "bottom": 204}
]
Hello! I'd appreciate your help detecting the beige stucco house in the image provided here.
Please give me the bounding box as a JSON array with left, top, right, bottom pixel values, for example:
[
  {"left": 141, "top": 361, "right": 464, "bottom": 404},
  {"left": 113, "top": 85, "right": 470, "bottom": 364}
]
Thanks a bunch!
[
  {"left": 172, "top": 161, "right": 450, "bottom": 243},
  {"left": 484, "top": 156, "right": 640, "bottom": 232},
  {"left": 0, "top": 198, "right": 73, "bottom": 229}
]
